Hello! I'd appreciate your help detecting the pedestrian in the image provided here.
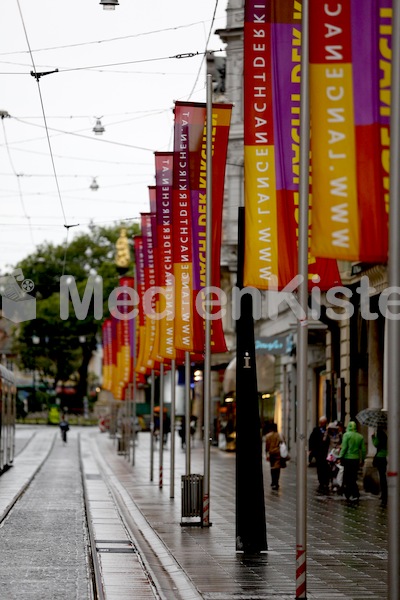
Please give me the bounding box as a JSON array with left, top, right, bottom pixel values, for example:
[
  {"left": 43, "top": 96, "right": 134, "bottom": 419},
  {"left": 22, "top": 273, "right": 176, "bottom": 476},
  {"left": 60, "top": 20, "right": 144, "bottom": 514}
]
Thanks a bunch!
[
  {"left": 59, "top": 414, "right": 69, "bottom": 443},
  {"left": 178, "top": 416, "right": 186, "bottom": 449},
  {"left": 372, "top": 426, "right": 388, "bottom": 507},
  {"left": 265, "top": 423, "right": 285, "bottom": 490},
  {"left": 163, "top": 412, "right": 171, "bottom": 446},
  {"left": 308, "top": 416, "right": 331, "bottom": 493},
  {"left": 339, "top": 421, "right": 366, "bottom": 503}
]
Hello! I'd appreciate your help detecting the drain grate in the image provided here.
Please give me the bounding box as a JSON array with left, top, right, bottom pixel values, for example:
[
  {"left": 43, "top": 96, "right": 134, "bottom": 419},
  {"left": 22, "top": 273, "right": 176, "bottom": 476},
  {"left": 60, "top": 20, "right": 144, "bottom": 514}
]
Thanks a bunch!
[
  {"left": 96, "top": 539, "right": 135, "bottom": 553},
  {"left": 97, "top": 547, "right": 135, "bottom": 553},
  {"left": 85, "top": 473, "right": 102, "bottom": 480}
]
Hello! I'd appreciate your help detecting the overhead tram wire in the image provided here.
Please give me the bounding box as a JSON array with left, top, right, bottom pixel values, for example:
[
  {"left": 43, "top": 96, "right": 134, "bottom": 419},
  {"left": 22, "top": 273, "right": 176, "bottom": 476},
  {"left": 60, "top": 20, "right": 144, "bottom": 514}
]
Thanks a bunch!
[
  {"left": 0, "top": 107, "right": 172, "bottom": 150},
  {"left": 16, "top": 0, "right": 76, "bottom": 276},
  {"left": 0, "top": 20, "right": 215, "bottom": 56},
  {"left": 0, "top": 49, "right": 222, "bottom": 76},
  {"left": 186, "top": 0, "right": 220, "bottom": 100},
  {"left": 1, "top": 115, "right": 34, "bottom": 246},
  {"left": 11, "top": 116, "right": 155, "bottom": 152}
]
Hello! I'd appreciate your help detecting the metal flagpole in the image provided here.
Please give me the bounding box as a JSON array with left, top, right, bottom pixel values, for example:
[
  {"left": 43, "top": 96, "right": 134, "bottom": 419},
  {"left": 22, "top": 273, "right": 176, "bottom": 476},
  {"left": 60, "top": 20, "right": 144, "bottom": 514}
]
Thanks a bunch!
[
  {"left": 185, "top": 351, "right": 191, "bottom": 475},
  {"left": 150, "top": 368, "right": 155, "bottom": 481},
  {"left": 131, "top": 274, "right": 138, "bottom": 466},
  {"left": 296, "top": 0, "right": 310, "bottom": 597},
  {"left": 202, "top": 73, "right": 213, "bottom": 527},
  {"left": 159, "top": 363, "right": 164, "bottom": 489},
  {"left": 387, "top": 1, "right": 400, "bottom": 596},
  {"left": 170, "top": 359, "right": 176, "bottom": 498}
]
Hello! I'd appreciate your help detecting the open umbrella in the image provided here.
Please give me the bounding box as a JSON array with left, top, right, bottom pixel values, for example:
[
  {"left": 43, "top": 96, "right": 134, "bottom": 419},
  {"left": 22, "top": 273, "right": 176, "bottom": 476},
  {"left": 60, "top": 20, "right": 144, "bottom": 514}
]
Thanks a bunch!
[{"left": 356, "top": 408, "right": 387, "bottom": 428}]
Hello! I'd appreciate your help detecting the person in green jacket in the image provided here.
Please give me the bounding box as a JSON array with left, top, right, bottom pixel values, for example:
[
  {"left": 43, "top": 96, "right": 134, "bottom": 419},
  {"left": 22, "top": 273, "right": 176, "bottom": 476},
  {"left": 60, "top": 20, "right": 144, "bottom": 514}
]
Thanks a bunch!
[
  {"left": 339, "top": 421, "right": 366, "bottom": 502},
  {"left": 372, "top": 426, "right": 388, "bottom": 507}
]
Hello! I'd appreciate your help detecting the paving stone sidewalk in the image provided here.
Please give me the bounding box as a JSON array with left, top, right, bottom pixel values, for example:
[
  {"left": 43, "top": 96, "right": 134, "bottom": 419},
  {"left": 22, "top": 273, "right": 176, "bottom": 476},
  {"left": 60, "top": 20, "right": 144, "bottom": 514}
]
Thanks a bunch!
[{"left": 93, "top": 429, "right": 388, "bottom": 600}]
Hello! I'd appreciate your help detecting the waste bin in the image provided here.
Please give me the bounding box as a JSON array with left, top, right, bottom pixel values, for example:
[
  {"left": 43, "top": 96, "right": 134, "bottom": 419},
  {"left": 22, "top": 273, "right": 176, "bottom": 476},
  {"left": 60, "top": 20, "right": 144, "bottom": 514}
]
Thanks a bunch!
[{"left": 181, "top": 474, "right": 203, "bottom": 525}]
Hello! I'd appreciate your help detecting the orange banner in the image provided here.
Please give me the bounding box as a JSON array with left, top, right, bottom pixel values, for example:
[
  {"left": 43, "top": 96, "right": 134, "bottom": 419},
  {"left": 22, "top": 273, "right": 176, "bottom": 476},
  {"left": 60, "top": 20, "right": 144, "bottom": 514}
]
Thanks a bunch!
[
  {"left": 243, "top": 0, "right": 341, "bottom": 290},
  {"left": 309, "top": 0, "right": 389, "bottom": 261}
]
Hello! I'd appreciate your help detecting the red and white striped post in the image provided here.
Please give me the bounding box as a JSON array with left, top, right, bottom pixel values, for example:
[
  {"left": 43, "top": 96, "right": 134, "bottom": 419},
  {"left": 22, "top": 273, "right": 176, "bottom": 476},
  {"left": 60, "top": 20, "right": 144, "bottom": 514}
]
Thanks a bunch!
[{"left": 296, "top": 545, "right": 306, "bottom": 599}]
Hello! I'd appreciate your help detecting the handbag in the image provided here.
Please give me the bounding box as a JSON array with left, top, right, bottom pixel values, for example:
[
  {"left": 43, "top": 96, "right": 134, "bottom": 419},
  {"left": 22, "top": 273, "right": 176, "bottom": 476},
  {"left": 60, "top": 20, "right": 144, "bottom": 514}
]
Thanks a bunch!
[{"left": 279, "top": 441, "right": 289, "bottom": 459}]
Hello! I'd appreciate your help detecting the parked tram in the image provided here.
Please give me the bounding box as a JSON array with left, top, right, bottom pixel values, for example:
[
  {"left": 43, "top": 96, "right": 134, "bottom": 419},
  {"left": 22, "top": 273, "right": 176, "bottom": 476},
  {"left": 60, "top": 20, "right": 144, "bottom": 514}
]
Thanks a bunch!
[{"left": 0, "top": 364, "right": 16, "bottom": 473}]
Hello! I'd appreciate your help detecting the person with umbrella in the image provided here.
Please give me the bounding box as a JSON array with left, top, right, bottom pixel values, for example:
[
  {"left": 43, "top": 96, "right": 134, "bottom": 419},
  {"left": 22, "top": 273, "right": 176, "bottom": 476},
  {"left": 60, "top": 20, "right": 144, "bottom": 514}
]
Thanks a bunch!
[
  {"left": 356, "top": 408, "right": 388, "bottom": 508},
  {"left": 372, "top": 426, "right": 388, "bottom": 507},
  {"left": 339, "top": 421, "right": 366, "bottom": 503}
]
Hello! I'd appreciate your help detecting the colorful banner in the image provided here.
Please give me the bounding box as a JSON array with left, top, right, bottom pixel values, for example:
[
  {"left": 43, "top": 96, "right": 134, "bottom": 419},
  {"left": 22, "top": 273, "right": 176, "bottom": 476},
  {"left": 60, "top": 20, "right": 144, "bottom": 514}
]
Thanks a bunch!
[
  {"left": 173, "top": 101, "right": 232, "bottom": 353},
  {"left": 309, "top": 0, "right": 389, "bottom": 261},
  {"left": 172, "top": 104, "right": 195, "bottom": 351},
  {"left": 119, "top": 276, "right": 135, "bottom": 398},
  {"left": 243, "top": 0, "right": 341, "bottom": 290},
  {"left": 155, "top": 152, "right": 176, "bottom": 361},
  {"left": 134, "top": 236, "right": 147, "bottom": 375},
  {"left": 101, "top": 318, "right": 113, "bottom": 391},
  {"left": 141, "top": 213, "right": 161, "bottom": 371}
]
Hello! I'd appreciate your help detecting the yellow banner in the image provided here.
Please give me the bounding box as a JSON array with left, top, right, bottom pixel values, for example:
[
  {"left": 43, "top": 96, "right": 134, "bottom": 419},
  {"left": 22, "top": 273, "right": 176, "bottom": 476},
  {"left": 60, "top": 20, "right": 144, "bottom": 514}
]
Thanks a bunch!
[
  {"left": 310, "top": 63, "right": 359, "bottom": 259},
  {"left": 244, "top": 145, "right": 279, "bottom": 288}
]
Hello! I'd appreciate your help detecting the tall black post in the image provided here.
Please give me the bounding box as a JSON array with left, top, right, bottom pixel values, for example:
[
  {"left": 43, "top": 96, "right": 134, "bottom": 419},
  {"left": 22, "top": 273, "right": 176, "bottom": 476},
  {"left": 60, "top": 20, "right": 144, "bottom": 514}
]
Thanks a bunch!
[{"left": 235, "top": 206, "right": 267, "bottom": 553}]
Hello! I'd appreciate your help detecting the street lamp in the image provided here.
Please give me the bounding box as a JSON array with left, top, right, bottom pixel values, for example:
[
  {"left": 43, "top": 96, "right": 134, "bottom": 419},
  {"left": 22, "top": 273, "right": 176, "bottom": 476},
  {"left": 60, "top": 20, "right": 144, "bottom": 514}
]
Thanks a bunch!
[
  {"left": 93, "top": 118, "right": 105, "bottom": 135},
  {"left": 90, "top": 177, "right": 99, "bottom": 191},
  {"left": 100, "top": 0, "right": 119, "bottom": 9}
]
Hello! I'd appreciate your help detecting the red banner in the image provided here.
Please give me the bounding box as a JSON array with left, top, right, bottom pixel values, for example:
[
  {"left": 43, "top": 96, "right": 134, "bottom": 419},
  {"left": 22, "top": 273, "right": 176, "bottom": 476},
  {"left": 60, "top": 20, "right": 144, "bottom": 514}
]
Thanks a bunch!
[
  {"left": 134, "top": 236, "right": 148, "bottom": 375},
  {"left": 173, "top": 101, "right": 232, "bottom": 353},
  {"left": 141, "top": 213, "right": 161, "bottom": 371},
  {"left": 101, "top": 318, "right": 113, "bottom": 391},
  {"left": 309, "top": 0, "right": 389, "bottom": 262},
  {"left": 243, "top": 0, "right": 341, "bottom": 290},
  {"left": 155, "top": 152, "right": 177, "bottom": 361}
]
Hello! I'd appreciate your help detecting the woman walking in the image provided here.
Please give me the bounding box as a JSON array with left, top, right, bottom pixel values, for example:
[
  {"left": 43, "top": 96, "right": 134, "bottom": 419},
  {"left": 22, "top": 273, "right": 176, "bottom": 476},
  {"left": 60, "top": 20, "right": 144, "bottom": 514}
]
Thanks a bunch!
[
  {"left": 372, "top": 426, "right": 388, "bottom": 507},
  {"left": 339, "top": 421, "right": 366, "bottom": 502},
  {"left": 265, "top": 423, "right": 284, "bottom": 490}
]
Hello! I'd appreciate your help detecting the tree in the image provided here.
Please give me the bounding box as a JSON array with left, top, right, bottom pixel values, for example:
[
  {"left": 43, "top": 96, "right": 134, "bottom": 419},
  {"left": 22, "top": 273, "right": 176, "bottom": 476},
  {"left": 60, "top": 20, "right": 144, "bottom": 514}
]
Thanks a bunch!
[{"left": 11, "top": 222, "right": 138, "bottom": 411}]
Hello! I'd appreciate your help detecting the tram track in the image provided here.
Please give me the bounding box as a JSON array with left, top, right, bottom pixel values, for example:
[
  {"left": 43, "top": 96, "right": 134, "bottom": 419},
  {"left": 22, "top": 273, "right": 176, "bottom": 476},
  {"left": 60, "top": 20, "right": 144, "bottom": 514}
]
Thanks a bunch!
[
  {"left": 83, "top": 431, "right": 203, "bottom": 600},
  {"left": 79, "top": 431, "right": 162, "bottom": 600},
  {"left": 0, "top": 429, "right": 57, "bottom": 526},
  {"left": 0, "top": 428, "right": 93, "bottom": 599}
]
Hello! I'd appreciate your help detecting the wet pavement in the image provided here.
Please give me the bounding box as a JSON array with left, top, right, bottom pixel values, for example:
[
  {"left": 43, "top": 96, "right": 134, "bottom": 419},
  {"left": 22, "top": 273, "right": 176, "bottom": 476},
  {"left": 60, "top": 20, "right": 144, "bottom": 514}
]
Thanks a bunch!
[
  {"left": 0, "top": 429, "right": 90, "bottom": 600},
  {"left": 0, "top": 425, "right": 388, "bottom": 599},
  {"left": 94, "top": 428, "right": 388, "bottom": 600}
]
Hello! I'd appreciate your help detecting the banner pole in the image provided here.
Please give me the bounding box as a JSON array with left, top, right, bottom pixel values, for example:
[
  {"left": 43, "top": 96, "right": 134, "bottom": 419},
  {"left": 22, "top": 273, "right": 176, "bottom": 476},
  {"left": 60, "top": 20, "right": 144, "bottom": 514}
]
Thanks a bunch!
[
  {"left": 132, "top": 278, "right": 137, "bottom": 466},
  {"left": 185, "top": 351, "right": 191, "bottom": 475},
  {"left": 388, "top": 1, "right": 400, "bottom": 596},
  {"left": 150, "top": 368, "right": 155, "bottom": 482},
  {"left": 159, "top": 363, "right": 164, "bottom": 489},
  {"left": 170, "top": 359, "right": 176, "bottom": 498},
  {"left": 296, "top": 0, "right": 310, "bottom": 598},
  {"left": 202, "top": 73, "right": 213, "bottom": 527}
]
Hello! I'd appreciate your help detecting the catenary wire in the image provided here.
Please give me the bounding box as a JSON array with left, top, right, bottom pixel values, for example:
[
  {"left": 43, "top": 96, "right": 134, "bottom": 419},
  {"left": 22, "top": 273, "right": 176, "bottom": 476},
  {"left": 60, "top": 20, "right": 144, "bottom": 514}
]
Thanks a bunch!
[
  {"left": 186, "top": 0, "right": 220, "bottom": 100},
  {"left": 0, "top": 20, "right": 215, "bottom": 56},
  {"left": 1, "top": 117, "right": 34, "bottom": 246},
  {"left": 15, "top": 0, "right": 68, "bottom": 229}
]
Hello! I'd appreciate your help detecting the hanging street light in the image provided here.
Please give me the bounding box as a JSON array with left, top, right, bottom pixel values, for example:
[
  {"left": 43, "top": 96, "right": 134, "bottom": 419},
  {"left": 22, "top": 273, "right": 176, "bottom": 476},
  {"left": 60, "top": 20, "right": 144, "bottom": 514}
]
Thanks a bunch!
[
  {"left": 93, "top": 117, "right": 105, "bottom": 135},
  {"left": 90, "top": 177, "right": 99, "bottom": 191},
  {"left": 100, "top": 0, "right": 119, "bottom": 9}
]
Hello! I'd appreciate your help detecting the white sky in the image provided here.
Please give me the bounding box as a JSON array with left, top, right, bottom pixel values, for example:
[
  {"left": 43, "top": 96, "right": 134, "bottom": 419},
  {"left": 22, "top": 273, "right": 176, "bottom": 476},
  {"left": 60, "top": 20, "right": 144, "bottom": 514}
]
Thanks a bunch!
[{"left": 0, "top": 0, "right": 227, "bottom": 274}]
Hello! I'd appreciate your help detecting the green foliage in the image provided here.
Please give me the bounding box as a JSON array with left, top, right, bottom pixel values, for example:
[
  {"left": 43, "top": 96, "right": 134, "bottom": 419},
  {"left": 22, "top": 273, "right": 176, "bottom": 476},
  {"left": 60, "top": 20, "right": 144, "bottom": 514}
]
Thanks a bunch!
[{"left": 12, "top": 221, "right": 139, "bottom": 393}]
